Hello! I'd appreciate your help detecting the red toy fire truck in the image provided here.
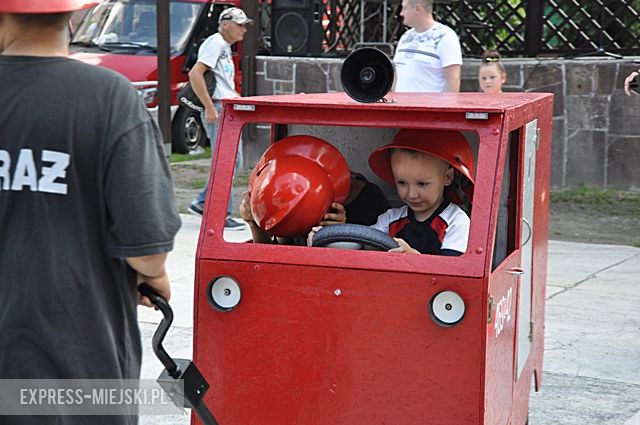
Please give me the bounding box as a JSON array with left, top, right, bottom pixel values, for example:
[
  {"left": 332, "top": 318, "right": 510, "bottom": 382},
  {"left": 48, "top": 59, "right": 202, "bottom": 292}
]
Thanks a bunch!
[{"left": 191, "top": 50, "right": 553, "bottom": 424}]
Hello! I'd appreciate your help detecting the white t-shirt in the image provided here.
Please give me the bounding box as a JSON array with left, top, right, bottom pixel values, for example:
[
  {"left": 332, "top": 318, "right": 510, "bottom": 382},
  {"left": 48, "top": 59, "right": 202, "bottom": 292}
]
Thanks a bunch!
[
  {"left": 393, "top": 22, "right": 463, "bottom": 93},
  {"left": 197, "top": 32, "right": 237, "bottom": 100}
]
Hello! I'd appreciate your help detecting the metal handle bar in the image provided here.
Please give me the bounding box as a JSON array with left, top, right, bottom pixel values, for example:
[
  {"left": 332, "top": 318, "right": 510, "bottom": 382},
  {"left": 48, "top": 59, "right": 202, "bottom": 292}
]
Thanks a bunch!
[{"left": 138, "top": 283, "right": 180, "bottom": 379}]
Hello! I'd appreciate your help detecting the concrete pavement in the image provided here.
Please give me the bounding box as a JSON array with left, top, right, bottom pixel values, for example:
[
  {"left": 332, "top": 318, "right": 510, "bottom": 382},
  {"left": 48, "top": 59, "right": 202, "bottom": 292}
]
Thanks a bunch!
[{"left": 139, "top": 214, "right": 640, "bottom": 425}]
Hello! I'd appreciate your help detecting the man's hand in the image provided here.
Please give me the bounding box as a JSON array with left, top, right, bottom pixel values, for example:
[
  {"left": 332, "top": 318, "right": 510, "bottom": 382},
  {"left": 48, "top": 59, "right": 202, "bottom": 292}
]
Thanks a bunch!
[
  {"left": 204, "top": 104, "right": 218, "bottom": 123},
  {"left": 624, "top": 71, "right": 639, "bottom": 96},
  {"left": 319, "top": 202, "right": 347, "bottom": 226},
  {"left": 126, "top": 253, "right": 170, "bottom": 307},
  {"left": 137, "top": 269, "right": 171, "bottom": 308}
]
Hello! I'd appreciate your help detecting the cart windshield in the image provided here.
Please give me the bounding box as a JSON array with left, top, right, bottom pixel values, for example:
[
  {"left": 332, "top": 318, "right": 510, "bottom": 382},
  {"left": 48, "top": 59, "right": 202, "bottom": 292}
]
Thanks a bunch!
[
  {"left": 226, "top": 123, "right": 479, "bottom": 259},
  {"left": 71, "top": 0, "right": 204, "bottom": 53}
]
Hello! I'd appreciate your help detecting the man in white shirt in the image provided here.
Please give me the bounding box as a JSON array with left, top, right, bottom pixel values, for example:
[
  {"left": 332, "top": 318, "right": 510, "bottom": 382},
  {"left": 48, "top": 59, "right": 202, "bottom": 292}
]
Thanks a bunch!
[
  {"left": 188, "top": 7, "right": 252, "bottom": 229},
  {"left": 393, "top": 0, "right": 462, "bottom": 93}
]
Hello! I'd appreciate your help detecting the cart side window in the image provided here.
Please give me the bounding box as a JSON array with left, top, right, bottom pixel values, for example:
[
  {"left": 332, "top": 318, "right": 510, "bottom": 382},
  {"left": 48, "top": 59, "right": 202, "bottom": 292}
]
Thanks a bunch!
[{"left": 491, "top": 129, "right": 521, "bottom": 271}]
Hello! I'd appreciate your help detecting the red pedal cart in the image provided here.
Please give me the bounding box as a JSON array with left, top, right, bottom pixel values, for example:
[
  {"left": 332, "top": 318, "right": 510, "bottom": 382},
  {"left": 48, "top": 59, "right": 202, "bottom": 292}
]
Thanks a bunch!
[{"left": 192, "top": 85, "right": 553, "bottom": 425}]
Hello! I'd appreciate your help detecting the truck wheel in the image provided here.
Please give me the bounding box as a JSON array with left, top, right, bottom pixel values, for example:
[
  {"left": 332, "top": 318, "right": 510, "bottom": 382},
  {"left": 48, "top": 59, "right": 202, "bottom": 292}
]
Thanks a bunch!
[
  {"left": 172, "top": 107, "right": 206, "bottom": 154},
  {"left": 312, "top": 224, "right": 399, "bottom": 251}
]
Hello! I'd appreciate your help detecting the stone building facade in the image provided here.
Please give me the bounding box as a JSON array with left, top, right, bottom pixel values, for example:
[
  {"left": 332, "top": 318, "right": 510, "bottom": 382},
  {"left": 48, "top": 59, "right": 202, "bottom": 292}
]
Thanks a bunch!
[{"left": 248, "top": 56, "right": 640, "bottom": 191}]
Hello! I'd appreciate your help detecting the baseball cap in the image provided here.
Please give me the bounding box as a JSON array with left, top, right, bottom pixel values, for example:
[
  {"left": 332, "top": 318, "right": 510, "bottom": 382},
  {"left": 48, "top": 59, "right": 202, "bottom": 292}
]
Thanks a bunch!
[{"left": 218, "top": 7, "right": 253, "bottom": 25}]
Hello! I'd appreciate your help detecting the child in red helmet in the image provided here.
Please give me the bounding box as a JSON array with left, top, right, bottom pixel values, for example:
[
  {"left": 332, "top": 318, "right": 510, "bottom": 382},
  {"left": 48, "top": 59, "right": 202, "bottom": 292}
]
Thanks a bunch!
[
  {"left": 240, "top": 135, "right": 389, "bottom": 244},
  {"left": 367, "top": 129, "right": 474, "bottom": 256}
]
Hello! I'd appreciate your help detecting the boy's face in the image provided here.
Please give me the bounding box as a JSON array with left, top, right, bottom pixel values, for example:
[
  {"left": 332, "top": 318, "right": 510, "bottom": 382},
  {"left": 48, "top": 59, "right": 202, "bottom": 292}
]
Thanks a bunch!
[{"left": 390, "top": 150, "right": 454, "bottom": 221}]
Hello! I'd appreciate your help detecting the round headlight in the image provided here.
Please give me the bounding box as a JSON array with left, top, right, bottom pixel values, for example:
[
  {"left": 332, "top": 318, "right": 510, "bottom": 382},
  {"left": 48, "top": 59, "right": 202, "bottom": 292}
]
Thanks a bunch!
[
  {"left": 208, "top": 276, "right": 241, "bottom": 311},
  {"left": 429, "top": 291, "right": 465, "bottom": 327}
]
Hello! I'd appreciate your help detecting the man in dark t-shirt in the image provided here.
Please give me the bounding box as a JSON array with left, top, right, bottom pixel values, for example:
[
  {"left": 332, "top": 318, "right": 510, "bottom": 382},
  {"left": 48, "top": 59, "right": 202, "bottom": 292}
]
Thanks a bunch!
[{"left": 0, "top": 3, "right": 181, "bottom": 424}]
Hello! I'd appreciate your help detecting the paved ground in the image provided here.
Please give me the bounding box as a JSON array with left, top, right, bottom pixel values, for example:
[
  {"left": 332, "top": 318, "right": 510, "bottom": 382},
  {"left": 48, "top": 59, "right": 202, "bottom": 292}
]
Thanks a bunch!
[{"left": 138, "top": 214, "right": 640, "bottom": 425}]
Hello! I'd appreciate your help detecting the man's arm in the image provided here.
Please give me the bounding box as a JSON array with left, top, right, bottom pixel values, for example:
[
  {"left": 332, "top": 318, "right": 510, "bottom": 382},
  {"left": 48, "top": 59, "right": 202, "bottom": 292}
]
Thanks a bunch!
[
  {"left": 127, "top": 253, "right": 171, "bottom": 306},
  {"left": 442, "top": 64, "right": 461, "bottom": 92},
  {"left": 188, "top": 62, "right": 217, "bottom": 123},
  {"left": 624, "top": 70, "right": 639, "bottom": 96}
]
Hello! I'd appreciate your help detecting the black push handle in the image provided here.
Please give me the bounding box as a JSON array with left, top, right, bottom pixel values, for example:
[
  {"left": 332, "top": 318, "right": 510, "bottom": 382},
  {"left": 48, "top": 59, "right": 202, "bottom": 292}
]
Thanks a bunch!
[
  {"left": 138, "top": 284, "right": 219, "bottom": 425},
  {"left": 138, "top": 283, "right": 181, "bottom": 379}
]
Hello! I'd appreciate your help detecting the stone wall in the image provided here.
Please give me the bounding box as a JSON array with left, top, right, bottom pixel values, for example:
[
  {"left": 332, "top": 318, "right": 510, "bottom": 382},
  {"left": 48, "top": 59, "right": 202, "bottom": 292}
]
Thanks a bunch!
[{"left": 251, "top": 56, "right": 640, "bottom": 191}]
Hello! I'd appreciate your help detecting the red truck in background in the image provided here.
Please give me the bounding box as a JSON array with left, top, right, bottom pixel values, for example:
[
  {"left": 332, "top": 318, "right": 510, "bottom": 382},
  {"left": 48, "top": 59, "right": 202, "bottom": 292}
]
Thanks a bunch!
[{"left": 70, "top": 0, "right": 242, "bottom": 153}]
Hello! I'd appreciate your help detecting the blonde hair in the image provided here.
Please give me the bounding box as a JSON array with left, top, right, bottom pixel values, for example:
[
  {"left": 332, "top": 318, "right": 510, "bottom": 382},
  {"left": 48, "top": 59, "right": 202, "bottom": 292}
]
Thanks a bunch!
[{"left": 390, "top": 148, "right": 452, "bottom": 173}]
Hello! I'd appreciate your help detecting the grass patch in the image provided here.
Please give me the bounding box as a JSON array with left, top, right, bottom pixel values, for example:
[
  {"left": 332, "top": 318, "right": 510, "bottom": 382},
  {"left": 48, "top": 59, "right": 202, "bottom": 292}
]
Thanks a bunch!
[
  {"left": 551, "top": 188, "right": 640, "bottom": 206},
  {"left": 190, "top": 178, "right": 207, "bottom": 189},
  {"left": 233, "top": 169, "right": 251, "bottom": 188},
  {"left": 170, "top": 147, "right": 211, "bottom": 163}
]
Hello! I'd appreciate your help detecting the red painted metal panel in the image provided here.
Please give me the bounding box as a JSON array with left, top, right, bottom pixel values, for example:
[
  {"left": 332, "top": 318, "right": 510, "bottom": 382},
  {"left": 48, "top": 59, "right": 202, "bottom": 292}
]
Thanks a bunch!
[
  {"left": 484, "top": 257, "right": 519, "bottom": 425},
  {"left": 232, "top": 92, "right": 552, "bottom": 113},
  {"left": 195, "top": 261, "right": 484, "bottom": 425}
]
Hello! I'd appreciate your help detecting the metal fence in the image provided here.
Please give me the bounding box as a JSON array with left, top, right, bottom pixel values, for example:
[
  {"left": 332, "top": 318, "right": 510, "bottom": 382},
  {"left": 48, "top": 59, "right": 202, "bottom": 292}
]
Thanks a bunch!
[{"left": 257, "top": 0, "right": 640, "bottom": 58}]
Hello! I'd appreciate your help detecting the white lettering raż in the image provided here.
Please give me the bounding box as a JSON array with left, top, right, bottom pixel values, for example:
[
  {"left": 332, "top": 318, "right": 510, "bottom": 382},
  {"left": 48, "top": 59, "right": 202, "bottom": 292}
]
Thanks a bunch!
[{"left": 0, "top": 149, "right": 70, "bottom": 195}]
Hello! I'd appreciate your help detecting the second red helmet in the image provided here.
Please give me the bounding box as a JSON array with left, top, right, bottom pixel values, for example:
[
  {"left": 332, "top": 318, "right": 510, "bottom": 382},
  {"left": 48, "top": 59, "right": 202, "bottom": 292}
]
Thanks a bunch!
[
  {"left": 249, "top": 135, "right": 351, "bottom": 204},
  {"left": 250, "top": 156, "right": 335, "bottom": 238}
]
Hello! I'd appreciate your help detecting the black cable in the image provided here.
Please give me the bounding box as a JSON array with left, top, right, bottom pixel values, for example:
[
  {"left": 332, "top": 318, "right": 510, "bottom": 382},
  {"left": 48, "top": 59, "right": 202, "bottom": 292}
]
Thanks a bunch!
[{"left": 520, "top": 56, "right": 545, "bottom": 92}]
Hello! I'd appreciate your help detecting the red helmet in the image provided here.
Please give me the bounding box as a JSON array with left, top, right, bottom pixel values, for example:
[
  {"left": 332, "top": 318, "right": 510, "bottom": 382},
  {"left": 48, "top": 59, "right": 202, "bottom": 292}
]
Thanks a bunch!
[
  {"left": 249, "top": 135, "right": 351, "bottom": 204},
  {"left": 250, "top": 156, "right": 334, "bottom": 238},
  {"left": 0, "top": 1, "right": 98, "bottom": 13},
  {"left": 369, "top": 129, "right": 475, "bottom": 185}
]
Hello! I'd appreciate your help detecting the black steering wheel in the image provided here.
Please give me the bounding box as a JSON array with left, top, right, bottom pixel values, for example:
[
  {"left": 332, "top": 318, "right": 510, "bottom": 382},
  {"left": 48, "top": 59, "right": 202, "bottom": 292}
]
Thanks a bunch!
[{"left": 311, "top": 223, "right": 399, "bottom": 251}]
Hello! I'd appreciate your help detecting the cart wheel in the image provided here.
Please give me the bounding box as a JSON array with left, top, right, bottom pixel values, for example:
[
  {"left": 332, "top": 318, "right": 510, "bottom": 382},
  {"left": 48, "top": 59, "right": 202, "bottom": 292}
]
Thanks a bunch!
[{"left": 312, "top": 223, "right": 399, "bottom": 251}]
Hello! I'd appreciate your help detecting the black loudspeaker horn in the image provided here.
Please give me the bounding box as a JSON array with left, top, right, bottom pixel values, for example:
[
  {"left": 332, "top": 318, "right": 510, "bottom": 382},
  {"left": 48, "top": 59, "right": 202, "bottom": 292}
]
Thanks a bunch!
[{"left": 340, "top": 47, "right": 394, "bottom": 103}]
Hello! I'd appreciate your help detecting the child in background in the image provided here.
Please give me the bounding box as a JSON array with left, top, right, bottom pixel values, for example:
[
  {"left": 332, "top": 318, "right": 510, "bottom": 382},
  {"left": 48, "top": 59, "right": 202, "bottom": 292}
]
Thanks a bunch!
[{"left": 478, "top": 50, "right": 507, "bottom": 94}]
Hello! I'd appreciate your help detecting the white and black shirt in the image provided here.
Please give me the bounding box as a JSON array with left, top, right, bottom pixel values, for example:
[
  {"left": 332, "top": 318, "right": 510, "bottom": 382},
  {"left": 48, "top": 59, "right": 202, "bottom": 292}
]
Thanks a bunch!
[{"left": 371, "top": 201, "right": 469, "bottom": 255}]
